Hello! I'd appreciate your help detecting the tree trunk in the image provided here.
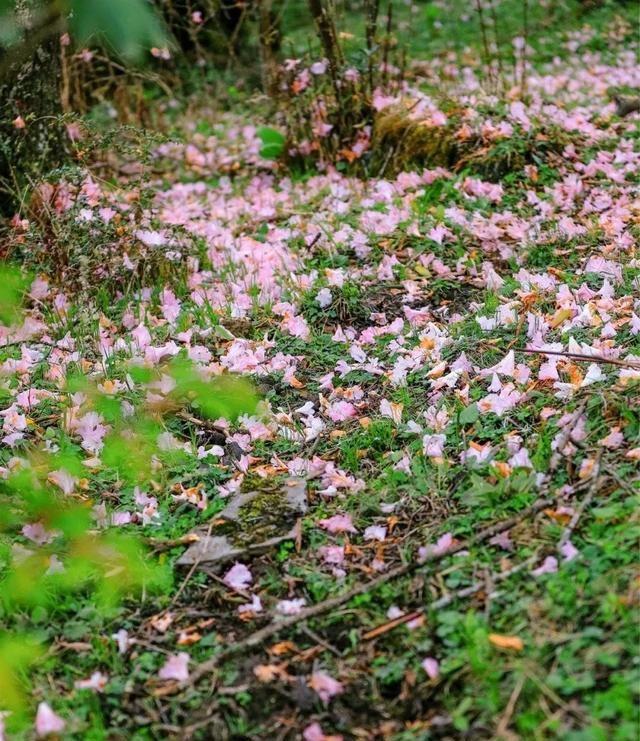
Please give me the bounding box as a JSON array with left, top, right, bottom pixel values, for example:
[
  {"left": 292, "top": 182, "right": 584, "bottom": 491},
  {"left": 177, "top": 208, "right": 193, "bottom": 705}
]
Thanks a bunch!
[
  {"left": 0, "top": 11, "right": 66, "bottom": 215},
  {"left": 258, "top": 0, "right": 280, "bottom": 97}
]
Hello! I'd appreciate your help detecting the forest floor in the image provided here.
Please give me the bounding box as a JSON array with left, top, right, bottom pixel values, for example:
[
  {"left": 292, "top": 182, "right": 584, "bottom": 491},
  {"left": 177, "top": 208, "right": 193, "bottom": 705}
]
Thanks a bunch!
[{"left": 1, "top": 4, "right": 639, "bottom": 740}]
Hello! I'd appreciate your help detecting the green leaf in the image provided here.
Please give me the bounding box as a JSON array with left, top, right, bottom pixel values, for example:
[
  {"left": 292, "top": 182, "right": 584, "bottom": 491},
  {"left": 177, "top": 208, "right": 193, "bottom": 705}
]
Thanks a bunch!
[
  {"left": 257, "top": 127, "right": 286, "bottom": 160},
  {"left": 459, "top": 403, "right": 479, "bottom": 425},
  {"left": 69, "top": 0, "right": 167, "bottom": 62},
  {"left": 0, "top": 632, "right": 42, "bottom": 717},
  {"left": 0, "top": 265, "right": 29, "bottom": 326}
]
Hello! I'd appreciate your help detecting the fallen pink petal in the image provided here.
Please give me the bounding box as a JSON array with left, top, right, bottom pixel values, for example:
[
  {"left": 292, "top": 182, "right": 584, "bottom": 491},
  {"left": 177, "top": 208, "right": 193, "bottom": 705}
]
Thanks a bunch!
[{"left": 34, "top": 702, "right": 65, "bottom": 737}]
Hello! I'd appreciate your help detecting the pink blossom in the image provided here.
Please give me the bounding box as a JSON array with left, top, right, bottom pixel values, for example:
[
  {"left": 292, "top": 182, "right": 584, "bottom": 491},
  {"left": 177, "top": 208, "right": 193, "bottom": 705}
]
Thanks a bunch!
[
  {"left": 74, "top": 412, "right": 108, "bottom": 454},
  {"left": 599, "top": 427, "right": 624, "bottom": 449},
  {"left": 75, "top": 671, "right": 108, "bottom": 692},
  {"left": 112, "top": 629, "right": 130, "bottom": 654},
  {"left": 422, "top": 433, "right": 446, "bottom": 458},
  {"left": 276, "top": 598, "right": 306, "bottom": 615},
  {"left": 421, "top": 657, "right": 440, "bottom": 680},
  {"left": 364, "top": 525, "right": 387, "bottom": 541},
  {"left": 319, "top": 545, "right": 345, "bottom": 564},
  {"left": 238, "top": 594, "right": 263, "bottom": 615},
  {"left": 318, "top": 514, "right": 357, "bottom": 534},
  {"left": 560, "top": 541, "right": 579, "bottom": 562},
  {"left": 532, "top": 556, "right": 558, "bottom": 577},
  {"left": 309, "top": 671, "right": 343, "bottom": 703},
  {"left": 303, "top": 722, "right": 343, "bottom": 741},
  {"left": 223, "top": 562, "right": 252, "bottom": 591},
  {"left": 316, "top": 288, "right": 332, "bottom": 308},
  {"left": 160, "top": 288, "right": 181, "bottom": 324},
  {"left": 419, "top": 532, "right": 453, "bottom": 561},
  {"left": 326, "top": 401, "right": 357, "bottom": 422},
  {"left": 47, "top": 468, "right": 77, "bottom": 495},
  {"left": 22, "top": 522, "right": 57, "bottom": 545},
  {"left": 35, "top": 702, "right": 65, "bottom": 737},
  {"left": 159, "top": 652, "right": 190, "bottom": 681}
]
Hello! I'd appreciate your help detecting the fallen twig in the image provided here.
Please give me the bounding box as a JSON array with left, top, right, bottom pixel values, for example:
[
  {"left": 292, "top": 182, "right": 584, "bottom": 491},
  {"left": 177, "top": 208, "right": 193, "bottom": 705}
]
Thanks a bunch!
[
  {"left": 362, "top": 554, "right": 539, "bottom": 641},
  {"left": 558, "top": 455, "right": 602, "bottom": 549},
  {"left": 515, "top": 347, "right": 640, "bottom": 369},
  {"left": 176, "top": 411, "right": 227, "bottom": 433},
  {"left": 183, "top": 498, "right": 553, "bottom": 688},
  {"left": 495, "top": 674, "right": 526, "bottom": 738}
]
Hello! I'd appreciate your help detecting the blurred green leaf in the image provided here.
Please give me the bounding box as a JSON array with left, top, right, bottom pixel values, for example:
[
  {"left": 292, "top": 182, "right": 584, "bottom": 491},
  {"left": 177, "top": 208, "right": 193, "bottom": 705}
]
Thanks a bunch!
[
  {"left": 258, "top": 127, "right": 286, "bottom": 160},
  {"left": 69, "top": 0, "right": 167, "bottom": 62},
  {"left": 0, "top": 265, "right": 29, "bottom": 326},
  {"left": 168, "top": 357, "right": 258, "bottom": 420},
  {"left": 0, "top": 633, "right": 42, "bottom": 717}
]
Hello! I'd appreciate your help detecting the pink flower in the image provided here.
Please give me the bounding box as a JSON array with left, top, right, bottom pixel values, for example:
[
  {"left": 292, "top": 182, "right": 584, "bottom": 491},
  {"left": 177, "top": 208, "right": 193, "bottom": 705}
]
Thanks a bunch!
[
  {"left": 316, "top": 288, "right": 332, "bottom": 308},
  {"left": 22, "top": 522, "right": 57, "bottom": 545},
  {"left": 47, "top": 468, "right": 77, "bottom": 495},
  {"left": 309, "top": 671, "right": 343, "bottom": 703},
  {"left": 74, "top": 412, "right": 108, "bottom": 454},
  {"left": 310, "top": 60, "right": 327, "bottom": 75},
  {"left": 223, "top": 562, "right": 252, "bottom": 591},
  {"left": 112, "top": 629, "right": 130, "bottom": 654},
  {"left": 160, "top": 288, "right": 181, "bottom": 324},
  {"left": 326, "top": 401, "right": 356, "bottom": 422},
  {"left": 380, "top": 399, "right": 403, "bottom": 424},
  {"left": 364, "top": 525, "right": 387, "bottom": 542},
  {"left": 159, "top": 652, "right": 190, "bottom": 681},
  {"left": 276, "top": 598, "right": 306, "bottom": 615},
  {"left": 598, "top": 427, "right": 624, "bottom": 449},
  {"left": 422, "top": 433, "right": 446, "bottom": 458},
  {"left": 318, "top": 514, "right": 357, "bottom": 534},
  {"left": 421, "top": 657, "right": 440, "bottom": 680},
  {"left": 75, "top": 671, "right": 108, "bottom": 692},
  {"left": 490, "top": 532, "right": 513, "bottom": 551},
  {"left": 532, "top": 556, "right": 558, "bottom": 577},
  {"left": 132, "top": 323, "right": 151, "bottom": 349},
  {"left": 237, "top": 594, "right": 263, "bottom": 615},
  {"left": 560, "top": 541, "right": 579, "bottom": 562},
  {"left": 281, "top": 313, "right": 310, "bottom": 340},
  {"left": 483, "top": 350, "right": 516, "bottom": 378},
  {"left": 419, "top": 532, "right": 453, "bottom": 561},
  {"left": 319, "top": 545, "right": 345, "bottom": 564},
  {"left": 35, "top": 702, "right": 65, "bottom": 737},
  {"left": 303, "top": 722, "right": 343, "bottom": 741}
]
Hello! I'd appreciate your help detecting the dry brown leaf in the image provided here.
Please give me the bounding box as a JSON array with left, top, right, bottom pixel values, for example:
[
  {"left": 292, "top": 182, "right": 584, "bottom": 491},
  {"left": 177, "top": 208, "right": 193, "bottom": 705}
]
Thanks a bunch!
[
  {"left": 177, "top": 631, "right": 202, "bottom": 646},
  {"left": 549, "top": 307, "right": 572, "bottom": 328},
  {"left": 268, "top": 640, "right": 297, "bottom": 656},
  {"left": 57, "top": 641, "right": 91, "bottom": 652},
  {"left": 544, "top": 508, "right": 572, "bottom": 524},
  {"left": 489, "top": 633, "right": 524, "bottom": 651},
  {"left": 253, "top": 663, "right": 290, "bottom": 683},
  {"left": 149, "top": 612, "right": 173, "bottom": 633}
]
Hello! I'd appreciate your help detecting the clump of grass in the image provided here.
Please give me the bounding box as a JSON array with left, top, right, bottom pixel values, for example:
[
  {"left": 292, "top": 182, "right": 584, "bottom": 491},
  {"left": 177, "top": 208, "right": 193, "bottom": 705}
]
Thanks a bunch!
[
  {"left": 370, "top": 104, "right": 461, "bottom": 175},
  {"left": 370, "top": 103, "right": 574, "bottom": 180}
]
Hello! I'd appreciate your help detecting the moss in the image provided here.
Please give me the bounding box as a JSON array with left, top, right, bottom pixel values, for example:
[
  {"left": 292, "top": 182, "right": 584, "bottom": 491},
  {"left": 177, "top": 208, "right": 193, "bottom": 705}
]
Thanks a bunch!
[
  {"left": 371, "top": 104, "right": 460, "bottom": 176},
  {"left": 214, "top": 488, "right": 297, "bottom": 548},
  {"left": 369, "top": 103, "right": 575, "bottom": 181}
]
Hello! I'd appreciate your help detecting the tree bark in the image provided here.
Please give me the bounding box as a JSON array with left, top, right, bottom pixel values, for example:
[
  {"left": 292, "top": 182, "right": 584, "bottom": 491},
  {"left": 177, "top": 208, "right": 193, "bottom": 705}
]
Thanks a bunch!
[{"left": 0, "top": 9, "right": 66, "bottom": 215}]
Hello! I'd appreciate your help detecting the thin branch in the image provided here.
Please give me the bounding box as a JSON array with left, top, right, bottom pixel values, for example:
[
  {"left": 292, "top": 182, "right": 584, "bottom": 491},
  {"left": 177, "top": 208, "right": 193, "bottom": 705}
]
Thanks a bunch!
[
  {"left": 515, "top": 347, "right": 640, "bottom": 370},
  {"left": 181, "top": 497, "right": 553, "bottom": 688},
  {"left": 558, "top": 455, "right": 602, "bottom": 549},
  {"left": 362, "top": 554, "right": 539, "bottom": 641}
]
